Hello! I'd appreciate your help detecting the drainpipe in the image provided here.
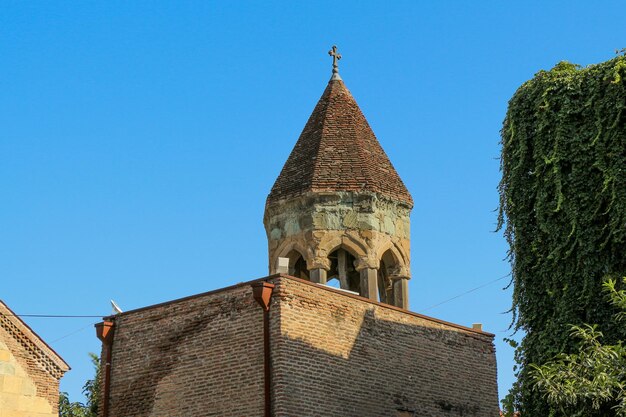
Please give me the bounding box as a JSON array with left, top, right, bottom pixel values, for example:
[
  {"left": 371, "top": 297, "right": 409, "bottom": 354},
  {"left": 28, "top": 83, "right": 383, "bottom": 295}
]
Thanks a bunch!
[
  {"left": 252, "top": 282, "right": 275, "bottom": 417},
  {"left": 95, "top": 320, "right": 115, "bottom": 417}
]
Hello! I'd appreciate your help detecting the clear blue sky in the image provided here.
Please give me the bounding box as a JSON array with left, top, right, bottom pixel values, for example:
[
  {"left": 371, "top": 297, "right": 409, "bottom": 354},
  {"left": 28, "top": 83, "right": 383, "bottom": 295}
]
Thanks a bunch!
[{"left": 2, "top": 0, "right": 624, "bottom": 405}]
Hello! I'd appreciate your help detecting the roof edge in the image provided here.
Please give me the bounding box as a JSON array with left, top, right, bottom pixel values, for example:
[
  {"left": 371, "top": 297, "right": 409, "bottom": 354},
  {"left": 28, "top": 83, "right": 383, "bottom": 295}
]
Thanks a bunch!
[
  {"left": 0, "top": 300, "right": 70, "bottom": 372},
  {"left": 308, "top": 79, "right": 334, "bottom": 197},
  {"left": 102, "top": 274, "right": 492, "bottom": 338},
  {"left": 102, "top": 274, "right": 284, "bottom": 320},
  {"left": 276, "top": 275, "right": 495, "bottom": 338},
  {"left": 265, "top": 190, "right": 414, "bottom": 210}
]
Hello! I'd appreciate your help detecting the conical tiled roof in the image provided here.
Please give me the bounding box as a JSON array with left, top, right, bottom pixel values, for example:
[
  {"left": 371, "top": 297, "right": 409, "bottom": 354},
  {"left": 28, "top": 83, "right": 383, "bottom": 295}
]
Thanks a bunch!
[{"left": 267, "top": 79, "right": 413, "bottom": 207}]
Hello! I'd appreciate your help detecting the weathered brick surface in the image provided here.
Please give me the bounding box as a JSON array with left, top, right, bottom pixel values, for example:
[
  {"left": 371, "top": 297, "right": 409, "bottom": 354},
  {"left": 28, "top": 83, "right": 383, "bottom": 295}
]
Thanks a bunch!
[
  {"left": 267, "top": 80, "right": 413, "bottom": 207},
  {"left": 105, "top": 284, "right": 265, "bottom": 417},
  {"left": 103, "top": 276, "right": 498, "bottom": 416},
  {"left": 270, "top": 277, "right": 499, "bottom": 417},
  {"left": 0, "top": 301, "right": 69, "bottom": 417}
]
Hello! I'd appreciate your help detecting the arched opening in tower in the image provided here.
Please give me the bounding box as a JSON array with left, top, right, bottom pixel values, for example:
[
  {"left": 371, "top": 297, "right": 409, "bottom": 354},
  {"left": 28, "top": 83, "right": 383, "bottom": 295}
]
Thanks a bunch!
[
  {"left": 327, "top": 248, "right": 360, "bottom": 293},
  {"left": 379, "top": 249, "right": 400, "bottom": 304},
  {"left": 286, "top": 249, "right": 309, "bottom": 280}
]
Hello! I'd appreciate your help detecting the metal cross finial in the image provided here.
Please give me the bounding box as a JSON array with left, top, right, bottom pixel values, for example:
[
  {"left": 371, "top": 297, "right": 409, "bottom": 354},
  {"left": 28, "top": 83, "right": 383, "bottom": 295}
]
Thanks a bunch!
[{"left": 328, "top": 45, "right": 342, "bottom": 80}]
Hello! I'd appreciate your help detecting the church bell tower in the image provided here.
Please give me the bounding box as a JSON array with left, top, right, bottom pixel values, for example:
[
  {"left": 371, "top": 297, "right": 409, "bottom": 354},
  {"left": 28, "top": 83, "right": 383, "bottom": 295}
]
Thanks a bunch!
[{"left": 264, "top": 46, "right": 413, "bottom": 309}]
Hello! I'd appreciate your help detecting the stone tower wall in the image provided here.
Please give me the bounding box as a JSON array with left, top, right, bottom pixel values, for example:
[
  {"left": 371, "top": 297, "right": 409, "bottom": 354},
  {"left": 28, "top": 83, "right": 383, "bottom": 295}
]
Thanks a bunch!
[
  {"left": 264, "top": 191, "right": 411, "bottom": 275},
  {"left": 270, "top": 276, "right": 499, "bottom": 417}
]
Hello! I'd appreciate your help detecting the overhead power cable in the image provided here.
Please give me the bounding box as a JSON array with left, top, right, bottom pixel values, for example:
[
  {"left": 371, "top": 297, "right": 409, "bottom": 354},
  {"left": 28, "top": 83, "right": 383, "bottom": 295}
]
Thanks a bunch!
[
  {"left": 51, "top": 322, "right": 98, "bottom": 343},
  {"left": 7, "top": 274, "right": 512, "bottom": 319},
  {"left": 4, "top": 314, "right": 103, "bottom": 318},
  {"left": 0, "top": 314, "right": 103, "bottom": 344},
  {"left": 420, "top": 273, "right": 511, "bottom": 313}
]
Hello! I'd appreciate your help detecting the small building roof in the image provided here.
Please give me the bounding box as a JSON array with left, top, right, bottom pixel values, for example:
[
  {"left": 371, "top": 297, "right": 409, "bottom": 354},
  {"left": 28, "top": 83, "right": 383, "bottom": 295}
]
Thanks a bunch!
[
  {"left": 267, "top": 79, "right": 413, "bottom": 207},
  {"left": 0, "top": 300, "right": 70, "bottom": 373}
]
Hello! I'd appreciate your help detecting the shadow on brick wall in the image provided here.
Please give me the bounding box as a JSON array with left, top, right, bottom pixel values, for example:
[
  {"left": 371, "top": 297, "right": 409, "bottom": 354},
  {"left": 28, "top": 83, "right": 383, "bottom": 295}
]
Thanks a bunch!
[{"left": 272, "top": 309, "right": 498, "bottom": 417}]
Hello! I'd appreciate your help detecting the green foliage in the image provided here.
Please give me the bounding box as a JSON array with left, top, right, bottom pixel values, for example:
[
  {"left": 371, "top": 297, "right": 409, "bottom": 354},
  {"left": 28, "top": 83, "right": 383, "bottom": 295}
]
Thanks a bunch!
[
  {"left": 531, "top": 278, "right": 626, "bottom": 417},
  {"left": 82, "top": 352, "right": 101, "bottom": 417},
  {"left": 498, "top": 54, "right": 626, "bottom": 416},
  {"left": 59, "top": 391, "right": 89, "bottom": 417},
  {"left": 59, "top": 353, "right": 100, "bottom": 417}
]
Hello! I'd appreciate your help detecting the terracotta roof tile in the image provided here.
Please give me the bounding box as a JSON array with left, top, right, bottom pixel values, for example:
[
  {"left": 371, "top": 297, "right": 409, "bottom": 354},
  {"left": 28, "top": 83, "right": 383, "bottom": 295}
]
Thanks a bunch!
[{"left": 267, "top": 80, "right": 413, "bottom": 207}]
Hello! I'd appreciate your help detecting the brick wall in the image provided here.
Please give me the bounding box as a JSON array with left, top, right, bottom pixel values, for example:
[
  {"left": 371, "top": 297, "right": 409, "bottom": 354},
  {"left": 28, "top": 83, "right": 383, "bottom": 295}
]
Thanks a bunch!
[
  {"left": 105, "top": 284, "right": 265, "bottom": 417},
  {"left": 102, "top": 276, "right": 498, "bottom": 417},
  {"left": 270, "top": 277, "right": 499, "bottom": 417}
]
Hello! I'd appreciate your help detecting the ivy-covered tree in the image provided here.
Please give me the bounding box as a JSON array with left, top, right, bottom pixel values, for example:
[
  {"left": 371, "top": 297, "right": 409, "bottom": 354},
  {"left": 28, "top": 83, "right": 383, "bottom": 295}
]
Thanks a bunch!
[
  {"left": 59, "top": 353, "right": 100, "bottom": 417},
  {"left": 498, "top": 54, "right": 626, "bottom": 416},
  {"left": 531, "top": 278, "right": 626, "bottom": 416}
]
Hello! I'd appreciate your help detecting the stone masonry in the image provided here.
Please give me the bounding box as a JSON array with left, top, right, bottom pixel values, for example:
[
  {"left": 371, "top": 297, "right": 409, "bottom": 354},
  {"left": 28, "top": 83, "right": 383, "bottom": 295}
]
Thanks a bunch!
[{"left": 264, "top": 191, "right": 411, "bottom": 277}]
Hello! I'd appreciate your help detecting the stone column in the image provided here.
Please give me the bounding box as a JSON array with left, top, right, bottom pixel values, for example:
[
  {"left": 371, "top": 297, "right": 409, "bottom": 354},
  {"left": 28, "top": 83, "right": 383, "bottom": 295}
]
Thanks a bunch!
[
  {"left": 355, "top": 256, "right": 379, "bottom": 301},
  {"left": 360, "top": 268, "right": 379, "bottom": 301},
  {"left": 309, "top": 268, "right": 328, "bottom": 284},
  {"left": 392, "top": 277, "right": 409, "bottom": 309},
  {"left": 337, "top": 249, "right": 349, "bottom": 289},
  {"left": 308, "top": 255, "right": 330, "bottom": 285}
]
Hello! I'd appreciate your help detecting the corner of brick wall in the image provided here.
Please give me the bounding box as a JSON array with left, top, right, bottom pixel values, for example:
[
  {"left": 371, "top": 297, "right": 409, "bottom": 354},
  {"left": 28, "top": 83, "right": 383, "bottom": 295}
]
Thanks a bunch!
[{"left": 105, "top": 284, "right": 266, "bottom": 417}]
